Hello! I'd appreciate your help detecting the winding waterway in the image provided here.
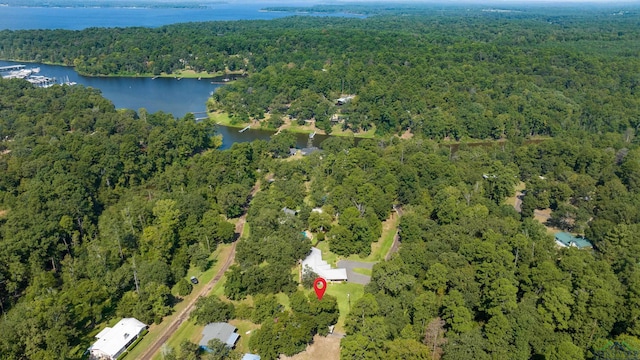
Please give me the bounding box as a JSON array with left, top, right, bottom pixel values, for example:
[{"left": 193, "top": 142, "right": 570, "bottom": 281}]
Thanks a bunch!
[
  {"left": 0, "top": 3, "right": 364, "bottom": 149},
  {"left": 0, "top": 60, "right": 331, "bottom": 149}
]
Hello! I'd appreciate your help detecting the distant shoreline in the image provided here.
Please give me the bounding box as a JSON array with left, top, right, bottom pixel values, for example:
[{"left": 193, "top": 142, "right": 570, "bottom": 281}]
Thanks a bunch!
[{"left": 0, "top": 58, "right": 244, "bottom": 80}]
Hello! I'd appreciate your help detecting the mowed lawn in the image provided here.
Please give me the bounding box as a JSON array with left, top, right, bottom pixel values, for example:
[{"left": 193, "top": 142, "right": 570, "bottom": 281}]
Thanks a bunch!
[
  {"left": 140, "top": 210, "right": 393, "bottom": 357},
  {"left": 125, "top": 243, "right": 234, "bottom": 360},
  {"left": 315, "top": 211, "right": 399, "bottom": 266},
  {"left": 149, "top": 276, "right": 230, "bottom": 360},
  {"left": 326, "top": 282, "right": 365, "bottom": 333}
]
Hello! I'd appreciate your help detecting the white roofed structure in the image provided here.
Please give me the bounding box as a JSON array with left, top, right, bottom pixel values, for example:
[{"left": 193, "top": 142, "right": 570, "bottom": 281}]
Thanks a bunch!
[
  {"left": 302, "top": 247, "right": 348, "bottom": 281},
  {"left": 89, "top": 318, "right": 147, "bottom": 360}
]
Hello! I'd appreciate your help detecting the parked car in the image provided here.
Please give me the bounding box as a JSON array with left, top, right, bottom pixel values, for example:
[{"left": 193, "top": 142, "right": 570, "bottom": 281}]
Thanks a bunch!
[{"left": 190, "top": 276, "right": 199, "bottom": 285}]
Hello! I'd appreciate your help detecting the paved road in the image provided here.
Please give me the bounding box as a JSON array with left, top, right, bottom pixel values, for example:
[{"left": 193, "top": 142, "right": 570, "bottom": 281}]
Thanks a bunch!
[
  {"left": 337, "top": 260, "right": 376, "bottom": 285},
  {"left": 139, "top": 183, "right": 259, "bottom": 360},
  {"left": 138, "top": 242, "right": 237, "bottom": 360}
]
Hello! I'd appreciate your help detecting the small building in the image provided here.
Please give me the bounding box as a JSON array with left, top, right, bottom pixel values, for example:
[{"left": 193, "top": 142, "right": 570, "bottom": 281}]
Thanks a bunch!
[
  {"left": 282, "top": 207, "right": 298, "bottom": 216},
  {"left": 289, "top": 147, "right": 321, "bottom": 157},
  {"left": 335, "top": 95, "right": 355, "bottom": 105},
  {"left": 199, "top": 322, "right": 240, "bottom": 351},
  {"left": 555, "top": 232, "right": 593, "bottom": 249},
  {"left": 302, "top": 247, "right": 348, "bottom": 281},
  {"left": 242, "top": 354, "right": 261, "bottom": 360},
  {"left": 89, "top": 318, "right": 147, "bottom": 360},
  {"left": 330, "top": 114, "right": 342, "bottom": 123}
]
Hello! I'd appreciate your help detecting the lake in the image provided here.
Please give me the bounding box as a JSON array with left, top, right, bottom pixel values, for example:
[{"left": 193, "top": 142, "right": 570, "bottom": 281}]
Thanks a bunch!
[
  {"left": 0, "top": 2, "right": 364, "bottom": 30},
  {"left": 0, "top": 3, "right": 364, "bottom": 148},
  {"left": 0, "top": 60, "right": 334, "bottom": 149}
]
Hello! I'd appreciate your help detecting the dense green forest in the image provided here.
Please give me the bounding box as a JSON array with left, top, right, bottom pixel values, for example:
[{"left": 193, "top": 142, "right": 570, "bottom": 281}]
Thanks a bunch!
[
  {"left": 1, "top": 9, "right": 639, "bottom": 139},
  {"left": 2, "top": 6, "right": 640, "bottom": 360},
  {"left": 3, "top": 78, "right": 640, "bottom": 359},
  {"left": 0, "top": 79, "right": 258, "bottom": 358}
]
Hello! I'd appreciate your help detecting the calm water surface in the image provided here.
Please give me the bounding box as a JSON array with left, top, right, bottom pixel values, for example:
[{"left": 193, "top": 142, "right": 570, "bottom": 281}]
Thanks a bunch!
[
  {"left": 0, "top": 60, "right": 332, "bottom": 149},
  {"left": 0, "top": 4, "right": 364, "bottom": 147},
  {"left": 0, "top": 60, "right": 220, "bottom": 116},
  {"left": 0, "top": 3, "right": 364, "bottom": 30}
]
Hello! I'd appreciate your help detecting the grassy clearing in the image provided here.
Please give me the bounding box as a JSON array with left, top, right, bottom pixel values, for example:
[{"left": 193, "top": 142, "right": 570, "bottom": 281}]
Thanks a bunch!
[
  {"left": 326, "top": 282, "right": 365, "bottom": 333},
  {"left": 315, "top": 241, "right": 338, "bottom": 267},
  {"left": 126, "top": 244, "right": 233, "bottom": 360},
  {"left": 152, "top": 321, "right": 204, "bottom": 360},
  {"left": 329, "top": 123, "right": 376, "bottom": 139},
  {"left": 365, "top": 212, "right": 399, "bottom": 262},
  {"left": 209, "top": 111, "right": 235, "bottom": 126},
  {"left": 168, "top": 69, "right": 216, "bottom": 79},
  {"left": 276, "top": 292, "right": 292, "bottom": 311},
  {"left": 505, "top": 181, "right": 526, "bottom": 207},
  {"left": 149, "top": 274, "right": 229, "bottom": 360},
  {"left": 352, "top": 267, "right": 372, "bottom": 276},
  {"left": 315, "top": 211, "right": 399, "bottom": 266},
  {"left": 229, "top": 319, "right": 261, "bottom": 354},
  {"left": 210, "top": 109, "right": 378, "bottom": 140}
]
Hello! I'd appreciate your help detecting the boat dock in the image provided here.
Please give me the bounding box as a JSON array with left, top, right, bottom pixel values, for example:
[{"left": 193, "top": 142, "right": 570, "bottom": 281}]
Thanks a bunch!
[
  {"left": 0, "top": 64, "right": 26, "bottom": 72},
  {"left": 26, "top": 76, "right": 56, "bottom": 88},
  {"left": 239, "top": 125, "right": 251, "bottom": 133},
  {"left": 1, "top": 64, "right": 58, "bottom": 88},
  {"left": 309, "top": 131, "right": 316, "bottom": 139}
]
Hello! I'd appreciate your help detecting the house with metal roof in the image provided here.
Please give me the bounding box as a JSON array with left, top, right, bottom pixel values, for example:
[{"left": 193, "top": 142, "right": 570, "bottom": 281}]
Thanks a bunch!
[
  {"left": 199, "top": 322, "right": 240, "bottom": 351},
  {"left": 89, "top": 318, "right": 147, "bottom": 360},
  {"left": 302, "top": 247, "right": 348, "bottom": 281},
  {"left": 555, "top": 232, "right": 593, "bottom": 249}
]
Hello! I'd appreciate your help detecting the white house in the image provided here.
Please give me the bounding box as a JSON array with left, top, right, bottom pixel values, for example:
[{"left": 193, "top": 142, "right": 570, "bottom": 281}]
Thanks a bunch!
[
  {"left": 89, "top": 318, "right": 147, "bottom": 360},
  {"left": 302, "top": 247, "right": 348, "bottom": 281}
]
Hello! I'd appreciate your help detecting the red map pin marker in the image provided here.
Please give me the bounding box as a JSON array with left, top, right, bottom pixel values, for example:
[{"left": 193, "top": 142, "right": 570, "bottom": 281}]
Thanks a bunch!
[{"left": 313, "top": 277, "right": 327, "bottom": 300}]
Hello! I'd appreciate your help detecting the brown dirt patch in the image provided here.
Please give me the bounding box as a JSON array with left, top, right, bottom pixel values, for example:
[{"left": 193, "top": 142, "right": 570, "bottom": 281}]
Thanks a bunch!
[
  {"left": 280, "top": 335, "right": 341, "bottom": 360},
  {"left": 400, "top": 129, "right": 413, "bottom": 140},
  {"left": 0, "top": 209, "right": 7, "bottom": 218},
  {"left": 533, "top": 208, "right": 563, "bottom": 234}
]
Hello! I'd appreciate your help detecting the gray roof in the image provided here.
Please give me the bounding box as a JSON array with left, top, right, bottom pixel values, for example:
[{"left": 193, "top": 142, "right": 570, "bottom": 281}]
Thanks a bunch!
[
  {"left": 300, "top": 147, "right": 320, "bottom": 156},
  {"left": 199, "top": 322, "right": 239, "bottom": 348}
]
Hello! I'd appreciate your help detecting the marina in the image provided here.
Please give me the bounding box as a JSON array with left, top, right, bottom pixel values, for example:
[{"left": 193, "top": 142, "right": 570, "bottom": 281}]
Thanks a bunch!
[
  {"left": 0, "top": 64, "right": 63, "bottom": 88},
  {"left": 0, "top": 60, "right": 330, "bottom": 150}
]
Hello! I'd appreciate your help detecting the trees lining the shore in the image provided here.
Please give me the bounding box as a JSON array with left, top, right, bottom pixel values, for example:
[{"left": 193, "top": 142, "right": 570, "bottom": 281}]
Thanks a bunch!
[
  {"left": 1, "top": 10, "right": 639, "bottom": 139},
  {"left": 2, "top": 7, "right": 640, "bottom": 359}
]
